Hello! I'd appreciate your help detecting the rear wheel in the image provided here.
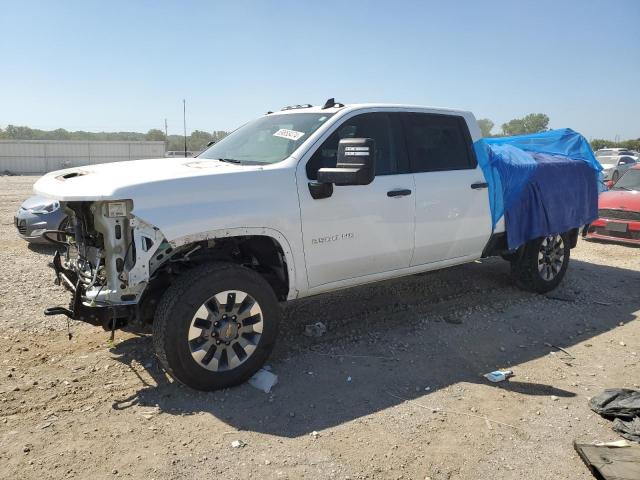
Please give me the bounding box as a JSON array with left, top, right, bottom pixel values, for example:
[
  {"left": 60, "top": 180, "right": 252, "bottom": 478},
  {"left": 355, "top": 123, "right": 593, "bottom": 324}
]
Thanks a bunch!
[
  {"left": 153, "top": 262, "right": 280, "bottom": 391},
  {"left": 510, "top": 233, "right": 570, "bottom": 293}
]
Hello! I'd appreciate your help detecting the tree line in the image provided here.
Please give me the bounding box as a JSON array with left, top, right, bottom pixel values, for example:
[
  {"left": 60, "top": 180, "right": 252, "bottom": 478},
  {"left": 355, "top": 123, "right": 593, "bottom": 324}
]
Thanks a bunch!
[
  {"left": 2, "top": 118, "right": 639, "bottom": 153},
  {"left": 477, "top": 113, "right": 551, "bottom": 137},
  {"left": 588, "top": 138, "right": 640, "bottom": 152},
  {"left": 0, "top": 125, "right": 229, "bottom": 152},
  {"left": 477, "top": 114, "right": 639, "bottom": 151}
]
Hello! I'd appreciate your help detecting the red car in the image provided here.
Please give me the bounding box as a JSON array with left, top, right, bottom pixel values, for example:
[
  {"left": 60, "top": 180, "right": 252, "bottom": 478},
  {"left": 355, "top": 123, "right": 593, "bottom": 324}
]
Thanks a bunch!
[{"left": 587, "top": 164, "right": 640, "bottom": 245}]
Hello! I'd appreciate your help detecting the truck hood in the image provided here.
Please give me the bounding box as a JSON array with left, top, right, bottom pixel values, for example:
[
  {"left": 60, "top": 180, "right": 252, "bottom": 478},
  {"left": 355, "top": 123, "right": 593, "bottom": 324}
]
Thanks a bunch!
[
  {"left": 32, "top": 157, "right": 297, "bottom": 242},
  {"left": 599, "top": 189, "right": 640, "bottom": 211},
  {"left": 33, "top": 157, "right": 259, "bottom": 201}
]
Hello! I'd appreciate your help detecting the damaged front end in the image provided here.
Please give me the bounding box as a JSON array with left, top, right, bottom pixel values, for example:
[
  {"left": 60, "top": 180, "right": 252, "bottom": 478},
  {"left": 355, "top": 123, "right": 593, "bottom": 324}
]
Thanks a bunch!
[{"left": 44, "top": 200, "right": 165, "bottom": 331}]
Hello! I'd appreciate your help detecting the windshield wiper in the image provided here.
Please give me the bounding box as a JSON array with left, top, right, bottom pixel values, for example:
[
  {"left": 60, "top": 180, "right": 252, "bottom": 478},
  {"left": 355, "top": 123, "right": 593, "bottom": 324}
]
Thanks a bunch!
[
  {"left": 218, "top": 158, "right": 242, "bottom": 164},
  {"left": 614, "top": 186, "right": 633, "bottom": 191}
]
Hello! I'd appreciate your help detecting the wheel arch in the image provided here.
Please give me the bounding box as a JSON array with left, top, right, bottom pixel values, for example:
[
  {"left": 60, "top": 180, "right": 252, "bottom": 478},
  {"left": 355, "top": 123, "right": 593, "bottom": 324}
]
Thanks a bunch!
[{"left": 168, "top": 227, "right": 298, "bottom": 300}]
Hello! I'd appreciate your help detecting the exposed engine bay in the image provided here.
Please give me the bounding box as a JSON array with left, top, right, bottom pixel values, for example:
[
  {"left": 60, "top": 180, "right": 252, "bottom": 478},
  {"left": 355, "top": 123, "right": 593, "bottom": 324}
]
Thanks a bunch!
[{"left": 45, "top": 199, "right": 167, "bottom": 330}]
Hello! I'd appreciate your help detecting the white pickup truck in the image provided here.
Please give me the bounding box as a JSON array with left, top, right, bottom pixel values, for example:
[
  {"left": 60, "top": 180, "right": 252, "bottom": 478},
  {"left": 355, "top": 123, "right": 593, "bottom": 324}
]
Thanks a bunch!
[{"left": 34, "top": 99, "right": 580, "bottom": 391}]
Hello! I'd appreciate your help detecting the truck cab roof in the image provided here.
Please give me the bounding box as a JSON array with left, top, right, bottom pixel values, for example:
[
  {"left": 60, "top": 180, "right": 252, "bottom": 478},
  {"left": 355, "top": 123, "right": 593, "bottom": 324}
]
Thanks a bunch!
[{"left": 272, "top": 102, "right": 473, "bottom": 117}]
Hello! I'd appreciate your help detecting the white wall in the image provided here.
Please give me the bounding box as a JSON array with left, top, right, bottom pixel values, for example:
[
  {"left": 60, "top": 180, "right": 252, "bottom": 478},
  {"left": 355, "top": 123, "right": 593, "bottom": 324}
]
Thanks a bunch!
[{"left": 0, "top": 141, "right": 166, "bottom": 174}]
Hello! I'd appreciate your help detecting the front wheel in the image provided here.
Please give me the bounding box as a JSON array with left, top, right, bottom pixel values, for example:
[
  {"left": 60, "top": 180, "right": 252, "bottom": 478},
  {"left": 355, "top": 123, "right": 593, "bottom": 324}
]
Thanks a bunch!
[
  {"left": 153, "top": 262, "right": 280, "bottom": 391},
  {"left": 510, "top": 233, "right": 570, "bottom": 293},
  {"left": 612, "top": 170, "right": 620, "bottom": 183}
]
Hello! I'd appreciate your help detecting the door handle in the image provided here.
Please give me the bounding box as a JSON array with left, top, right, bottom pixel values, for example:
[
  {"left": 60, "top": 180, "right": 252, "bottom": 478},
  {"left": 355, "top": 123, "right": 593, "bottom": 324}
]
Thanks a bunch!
[
  {"left": 387, "top": 189, "right": 412, "bottom": 197},
  {"left": 470, "top": 182, "right": 488, "bottom": 190}
]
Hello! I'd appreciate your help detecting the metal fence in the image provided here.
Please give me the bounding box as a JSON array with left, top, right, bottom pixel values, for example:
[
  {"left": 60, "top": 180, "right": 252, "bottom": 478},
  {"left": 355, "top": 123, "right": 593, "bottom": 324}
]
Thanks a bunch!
[{"left": 0, "top": 140, "right": 166, "bottom": 174}]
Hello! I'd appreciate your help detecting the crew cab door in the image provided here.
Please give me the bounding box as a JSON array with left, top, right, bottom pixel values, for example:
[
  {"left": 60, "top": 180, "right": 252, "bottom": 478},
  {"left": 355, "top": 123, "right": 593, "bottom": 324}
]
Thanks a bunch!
[
  {"left": 296, "top": 112, "right": 415, "bottom": 289},
  {"left": 402, "top": 112, "right": 492, "bottom": 265}
]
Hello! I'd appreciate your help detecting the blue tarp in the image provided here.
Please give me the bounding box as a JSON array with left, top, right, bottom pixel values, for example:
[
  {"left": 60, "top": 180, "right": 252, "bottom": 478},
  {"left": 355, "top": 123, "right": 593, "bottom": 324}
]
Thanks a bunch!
[{"left": 473, "top": 128, "right": 602, "bottom": 250}]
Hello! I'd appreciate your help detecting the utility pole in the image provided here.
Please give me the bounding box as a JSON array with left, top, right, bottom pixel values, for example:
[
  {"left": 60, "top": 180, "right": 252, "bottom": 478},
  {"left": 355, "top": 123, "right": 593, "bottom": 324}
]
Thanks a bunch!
[
  {"left": 183, "top": 99, "right": 187, "bottom": 158},
  {"left": 164, "top": 118, "right": 168, "bottom": 155}
]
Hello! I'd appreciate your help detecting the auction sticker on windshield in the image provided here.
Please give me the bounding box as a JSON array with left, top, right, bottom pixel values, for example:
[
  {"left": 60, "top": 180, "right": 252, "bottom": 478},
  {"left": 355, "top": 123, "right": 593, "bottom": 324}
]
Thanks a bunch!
[{"left": 273, "top": 129, "right": 305, "bottom": 141}]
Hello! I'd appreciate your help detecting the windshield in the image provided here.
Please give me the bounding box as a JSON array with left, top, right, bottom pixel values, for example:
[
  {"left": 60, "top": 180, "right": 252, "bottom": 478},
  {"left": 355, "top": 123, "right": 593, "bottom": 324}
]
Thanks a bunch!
[
  {"left": 198, "top": 112, "right": 334, "bottom": 164},
  {"left": 613, "top": 169, "right": 640, "bottom": 191}
]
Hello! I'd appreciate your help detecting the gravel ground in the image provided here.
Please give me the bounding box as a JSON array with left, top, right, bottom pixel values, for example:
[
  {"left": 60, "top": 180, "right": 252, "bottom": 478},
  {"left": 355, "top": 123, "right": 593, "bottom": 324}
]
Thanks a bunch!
[{"left": 0, "top": 175, "right": 638, "bottom": 480}]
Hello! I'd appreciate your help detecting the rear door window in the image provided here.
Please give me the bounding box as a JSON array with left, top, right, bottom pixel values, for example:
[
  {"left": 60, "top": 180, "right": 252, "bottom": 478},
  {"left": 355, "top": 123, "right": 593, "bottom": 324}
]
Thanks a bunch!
[{"left": 402, "top": 113, "right": 476, "bottom": 172}]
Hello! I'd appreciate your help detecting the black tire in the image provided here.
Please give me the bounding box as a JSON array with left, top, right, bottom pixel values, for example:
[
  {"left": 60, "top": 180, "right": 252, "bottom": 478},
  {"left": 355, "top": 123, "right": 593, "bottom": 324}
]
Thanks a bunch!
[
  {"left": 510, "top": 233, "right": 570, "bottom": 293},
  {"left": 153, "top": 262, "right": 281, "bottom": 391},
  {"left": 612, "top": 170, "right": 620, "bottom": 183},
  {"left": 57, "top": 217, "right": 69, "bottom": 242}
]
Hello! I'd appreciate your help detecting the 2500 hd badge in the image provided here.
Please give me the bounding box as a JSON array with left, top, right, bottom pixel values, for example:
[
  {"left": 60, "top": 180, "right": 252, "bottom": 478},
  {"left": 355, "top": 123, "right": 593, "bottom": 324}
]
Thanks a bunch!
[{"left": 311, "top": 232, "right": 355, "bottom": 245}]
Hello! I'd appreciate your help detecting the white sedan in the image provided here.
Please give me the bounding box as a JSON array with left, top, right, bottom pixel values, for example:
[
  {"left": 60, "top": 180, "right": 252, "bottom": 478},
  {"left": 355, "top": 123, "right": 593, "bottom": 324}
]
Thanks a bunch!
[{"left": 601, "top": 155, "right": 638, "bottom": 182}]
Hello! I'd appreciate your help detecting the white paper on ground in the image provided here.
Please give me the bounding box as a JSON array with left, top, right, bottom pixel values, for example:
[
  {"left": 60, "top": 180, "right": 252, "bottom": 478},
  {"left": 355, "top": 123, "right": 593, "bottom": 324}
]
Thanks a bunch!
[{"left": 248, "top": 368, "right": 278, "bottom": 393}]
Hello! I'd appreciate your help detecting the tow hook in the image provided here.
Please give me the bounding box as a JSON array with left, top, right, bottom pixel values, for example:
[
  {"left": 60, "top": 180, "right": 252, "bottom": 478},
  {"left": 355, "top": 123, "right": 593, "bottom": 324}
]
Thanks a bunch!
[{"left": 44, "top": 306, "right": 74, "bottom": 319}]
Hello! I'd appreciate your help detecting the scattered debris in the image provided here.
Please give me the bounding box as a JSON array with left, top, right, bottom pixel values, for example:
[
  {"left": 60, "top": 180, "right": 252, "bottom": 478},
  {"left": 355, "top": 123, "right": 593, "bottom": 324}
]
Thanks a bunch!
[
  {"left": 544, "top": 342, "right": 575, "bottom": 358},
  {"left": 574, "top": 440, "right": 640, "bottom": 480},
  {"left": 590, "top": 389, "right": 640, "bottom": 418},
  {"left": 346, "top": 376, "right": 352, "bottom": 383},
  {"left": 483, "top": 370, "right": 514, "bottom": 383},
  {"left": 590, "top": 389, "right": 640, "bottom": 443},
  {"left": 613, "top": 417, "right": 640, "bottom": 443},
  {"left": 304, "top": 322, "right": 327, "bottom": 338},
  {"left": 594, "top": 440, "right": 634, "bottom": 448},
  {"left": 230, "top": 440, "right": 246, "bottom": 448},
  {"left": 311, "top": 431, "right": 320, "bottom": 439},
  {"left": 248, "top": 368, "right": 278, "bottom": 393},
  {"left": 593, "top": 300, "right": 612, "bottom": 306}
]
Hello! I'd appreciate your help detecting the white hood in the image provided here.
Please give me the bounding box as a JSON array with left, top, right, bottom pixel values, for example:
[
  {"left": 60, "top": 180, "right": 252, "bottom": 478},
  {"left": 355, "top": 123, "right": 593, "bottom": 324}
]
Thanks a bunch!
[
  {"left": 32, "top": 157, "right": 298, "bottom": 242},
  {"left": 33, "top": 157, "right": 256, "bottom": 201}
]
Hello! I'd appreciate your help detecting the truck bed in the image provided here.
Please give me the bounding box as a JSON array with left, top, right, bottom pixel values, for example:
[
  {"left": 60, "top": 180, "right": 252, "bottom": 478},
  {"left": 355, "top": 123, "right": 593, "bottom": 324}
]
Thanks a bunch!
[{"left": 475, "top": 128, "right": 601, "bottom": 249}]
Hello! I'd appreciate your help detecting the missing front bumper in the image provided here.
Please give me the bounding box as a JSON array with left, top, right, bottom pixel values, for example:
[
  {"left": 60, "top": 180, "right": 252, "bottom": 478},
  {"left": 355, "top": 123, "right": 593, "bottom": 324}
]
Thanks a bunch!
[{"left": 44, "top": 250, "right": 130, "bottom": 330}]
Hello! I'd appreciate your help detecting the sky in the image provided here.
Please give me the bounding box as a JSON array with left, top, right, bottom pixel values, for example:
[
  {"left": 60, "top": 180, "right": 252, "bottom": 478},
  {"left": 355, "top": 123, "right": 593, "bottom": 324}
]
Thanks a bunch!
[{"left": 1, "top": 0, "right": 639, "bottom": 140}]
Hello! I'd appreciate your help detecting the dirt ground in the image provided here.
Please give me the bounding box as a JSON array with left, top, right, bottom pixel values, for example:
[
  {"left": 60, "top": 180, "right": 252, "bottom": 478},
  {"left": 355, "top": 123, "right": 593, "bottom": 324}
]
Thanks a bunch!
[{"left": 0, "top": 175, "right": 638, "bottom": 480}]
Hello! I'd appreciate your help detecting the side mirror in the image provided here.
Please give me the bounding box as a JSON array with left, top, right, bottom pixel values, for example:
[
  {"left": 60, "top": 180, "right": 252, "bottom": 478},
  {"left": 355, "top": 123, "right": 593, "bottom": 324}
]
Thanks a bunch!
[{"left": 317, "top": 138, "right": 375, "bottom": 186}]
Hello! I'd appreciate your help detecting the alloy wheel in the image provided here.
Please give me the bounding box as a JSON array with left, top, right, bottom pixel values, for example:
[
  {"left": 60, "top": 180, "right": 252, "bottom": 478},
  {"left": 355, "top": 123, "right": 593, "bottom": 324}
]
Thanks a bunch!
[
  {"left": 537, "top": 234, "right": 565, "bottom": 281},
  {"left": 187, "top": 290, "right": 263, "bottom": 372}
]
